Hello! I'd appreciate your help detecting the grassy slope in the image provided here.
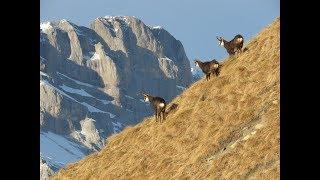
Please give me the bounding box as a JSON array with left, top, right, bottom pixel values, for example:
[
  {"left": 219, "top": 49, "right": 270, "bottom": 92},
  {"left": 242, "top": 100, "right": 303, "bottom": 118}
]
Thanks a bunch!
[{"left": 52, "top": 17, "right": 280, "bottom": 180}]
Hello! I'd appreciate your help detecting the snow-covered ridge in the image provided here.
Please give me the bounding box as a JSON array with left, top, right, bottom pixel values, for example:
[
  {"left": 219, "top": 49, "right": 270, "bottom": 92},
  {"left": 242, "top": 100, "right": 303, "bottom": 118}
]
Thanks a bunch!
[
  {"left": 104, "top": 15, "right": 130, "bottom": 24},
  {"left": 41, "top": 19, "right": 85, "bottom": 37},
  {"left": 151, "top": 26, "right": 163, "bottom": 29},
  {"left": 40, "top": 22, "right": 52, "bottom": 32},
  {"left": 147, "top": 24, "right": 164, "bottom": 30}
]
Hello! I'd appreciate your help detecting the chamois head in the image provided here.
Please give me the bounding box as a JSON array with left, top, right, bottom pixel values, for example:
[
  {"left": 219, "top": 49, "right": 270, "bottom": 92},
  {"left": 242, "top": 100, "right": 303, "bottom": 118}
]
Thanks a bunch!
[
  {"left": 194, "top": 60, "right": 201, "bottom": 67},
  {"left": 141, "top": 92, "right": 150, "bottom": 102},
  {"left": 216, "top": 36, "right": 224, "bottom": 47}
]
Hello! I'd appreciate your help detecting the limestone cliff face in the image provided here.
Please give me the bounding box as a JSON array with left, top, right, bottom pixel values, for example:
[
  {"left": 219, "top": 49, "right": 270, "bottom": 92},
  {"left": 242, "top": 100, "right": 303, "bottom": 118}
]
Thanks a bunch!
[{"left": 40, "top": 16, "right": 192, "bottom": 176}]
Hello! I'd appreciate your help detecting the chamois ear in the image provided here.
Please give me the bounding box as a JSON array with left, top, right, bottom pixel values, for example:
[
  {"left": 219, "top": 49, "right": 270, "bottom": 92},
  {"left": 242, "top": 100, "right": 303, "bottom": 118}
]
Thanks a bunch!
[
  {"left": 141, "top": 92, "right": 149, "bottom": 97},
  {"left": 194, "top": 59, "right": 200, "bottom": 66}
]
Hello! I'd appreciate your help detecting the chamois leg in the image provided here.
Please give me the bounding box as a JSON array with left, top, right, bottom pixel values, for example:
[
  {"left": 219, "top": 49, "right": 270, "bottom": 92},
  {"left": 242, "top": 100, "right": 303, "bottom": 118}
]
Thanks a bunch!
[
  {"left": 215, "top": 69, "right": 220, "bottom": 76},
  {"left": 162, "top": 110, "right": 166, "bottom": 122},
  {"left": 233, "top": 48, "right": 238, "bottom": 54},
  {"left": 157, "top": 110, "right": 161, "bottom": 122},
  {"left": 155, "top": 111, "right": 158, "bottom": 122},
  {"left": 235, "top": 48, "right": 242, "bottom": 54},
  {"left": 160, "top": 111, "right": 163, "bottom": 123}
]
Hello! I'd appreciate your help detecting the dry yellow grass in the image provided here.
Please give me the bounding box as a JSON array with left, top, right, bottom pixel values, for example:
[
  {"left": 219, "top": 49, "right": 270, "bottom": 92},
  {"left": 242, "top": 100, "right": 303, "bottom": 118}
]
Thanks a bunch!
[{"left": 52, "top": 17, "right": 280, "bottom": 180}]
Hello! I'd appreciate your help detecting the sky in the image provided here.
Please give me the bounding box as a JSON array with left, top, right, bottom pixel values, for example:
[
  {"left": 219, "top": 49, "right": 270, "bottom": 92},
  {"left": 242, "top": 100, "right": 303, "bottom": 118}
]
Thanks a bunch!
[{"left": 40, "top": 0, "right": 279, "bottom": 61}]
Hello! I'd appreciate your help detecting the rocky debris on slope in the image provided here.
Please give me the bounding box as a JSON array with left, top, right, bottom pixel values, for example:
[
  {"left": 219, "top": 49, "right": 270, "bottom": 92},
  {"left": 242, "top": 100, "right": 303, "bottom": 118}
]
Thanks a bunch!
[
  {"left": 40, "top": 15, "right": 192, "bottom": 177},
  {"left": 52, "top": 17, "right": 280, "bottom": 180}
]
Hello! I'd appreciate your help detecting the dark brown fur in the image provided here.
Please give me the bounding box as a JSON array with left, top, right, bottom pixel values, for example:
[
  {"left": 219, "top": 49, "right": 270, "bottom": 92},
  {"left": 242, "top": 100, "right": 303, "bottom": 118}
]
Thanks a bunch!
[
  {"left": 217, "top": 34, "right": 244, "bottom": 56},
  {"left": 142, "top": 93, "right": 167, "bottom": 122},
  {"left": 194, "top": 59, "right": 222, "bottom": 81}
]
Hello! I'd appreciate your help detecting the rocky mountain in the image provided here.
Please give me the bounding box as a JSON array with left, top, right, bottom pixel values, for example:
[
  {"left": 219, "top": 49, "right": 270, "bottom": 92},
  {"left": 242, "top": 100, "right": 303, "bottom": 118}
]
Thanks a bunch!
[
  {"left": 52, "top": 17, "right": 280, "bottom": 179},
  {"left": 40, "top": 16, "right": 192, "bottom": 179}
]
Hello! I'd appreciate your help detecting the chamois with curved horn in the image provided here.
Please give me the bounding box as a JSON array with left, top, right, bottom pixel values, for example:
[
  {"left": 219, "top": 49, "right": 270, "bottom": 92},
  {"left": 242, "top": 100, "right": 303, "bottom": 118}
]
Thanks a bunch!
[
  {"left": 194, "top": 59, "right": 222, "bottom": 81},
  {"left": 216, "top": 34, "right": 244, "bottom": 56},
  {"left": 141, "top": 92, "right": 167, "bottom": 122}
]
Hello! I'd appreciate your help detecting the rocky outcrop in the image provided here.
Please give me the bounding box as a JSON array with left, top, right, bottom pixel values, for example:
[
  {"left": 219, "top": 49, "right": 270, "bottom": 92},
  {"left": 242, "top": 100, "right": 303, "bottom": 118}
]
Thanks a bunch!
[{"left": 40, "top": 16, "right": 192, "bottom": 176}]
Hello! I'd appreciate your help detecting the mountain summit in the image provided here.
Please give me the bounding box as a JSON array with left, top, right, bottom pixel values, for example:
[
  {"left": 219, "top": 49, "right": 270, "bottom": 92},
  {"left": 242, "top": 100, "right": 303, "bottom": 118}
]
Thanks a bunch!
[{"left": 52, "top": 17, "right": 280, "bottom": 179}]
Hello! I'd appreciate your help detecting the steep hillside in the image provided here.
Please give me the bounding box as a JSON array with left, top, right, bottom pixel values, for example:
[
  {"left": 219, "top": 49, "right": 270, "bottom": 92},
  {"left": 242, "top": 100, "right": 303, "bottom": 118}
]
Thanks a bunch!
[{"left": 53, "top": 17, "right": 280, "bottom": 180}]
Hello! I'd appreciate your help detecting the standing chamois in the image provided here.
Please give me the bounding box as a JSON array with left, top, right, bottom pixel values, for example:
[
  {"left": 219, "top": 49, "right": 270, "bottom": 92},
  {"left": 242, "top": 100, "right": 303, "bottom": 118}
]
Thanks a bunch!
[
  {"left": 194, "top": 59, "right": 222, "bottom": 81},
  {"left": 142, "top": 92, "right": 167, "bottom": 122},
  {"left": 216, "top": 34, "right": 244, "bottom": 56}
]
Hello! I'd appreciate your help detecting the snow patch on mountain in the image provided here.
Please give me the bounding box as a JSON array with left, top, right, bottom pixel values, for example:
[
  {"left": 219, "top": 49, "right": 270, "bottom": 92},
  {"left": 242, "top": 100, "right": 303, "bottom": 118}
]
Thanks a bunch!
[
  {"left": 125, "top": 95, "right": 135, "bottom": 100},
  {"left": 40, "top": 22, "right": 52, "bottom": 32},
  {"left": 104, "top": 15, "right": 131, "bottom": 25},
  {"left": 40, "top": 131, "right": 86, "bottom": 167},
  {"left": 59, "top": 84, "right": 94, "bottom": 97},
  {"left": 41, "top": 79, "right": 116, "bottom": 118},
  {"left": 152, "top": 26, "right": 162, "bottom": 29},
  {"left": 90, "top": 52, "right": 100, "bottom": 61},
  {"left": 57, "top": 72, "right": 95, "bottom": 88}
]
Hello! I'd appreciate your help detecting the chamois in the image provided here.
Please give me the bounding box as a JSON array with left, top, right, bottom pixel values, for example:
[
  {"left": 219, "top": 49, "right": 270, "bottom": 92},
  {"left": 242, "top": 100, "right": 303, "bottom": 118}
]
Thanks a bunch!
[
  {"left": 194, "top": 59, "right": 222, "bottom": 81},
  {"left": 142, "top": 93, "right": 167, "bottom": 122},
  {"left": 216, "top": 34, "right": 244, "bottom": 56}
]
